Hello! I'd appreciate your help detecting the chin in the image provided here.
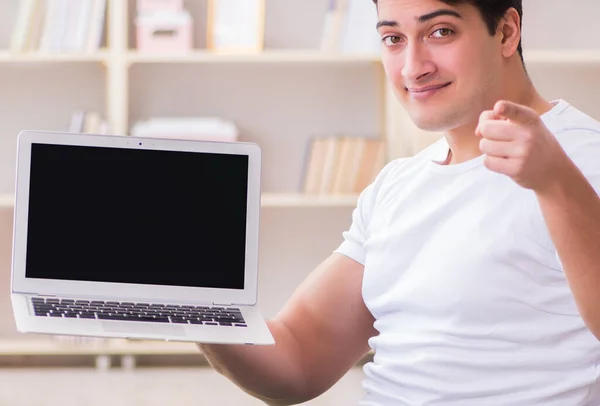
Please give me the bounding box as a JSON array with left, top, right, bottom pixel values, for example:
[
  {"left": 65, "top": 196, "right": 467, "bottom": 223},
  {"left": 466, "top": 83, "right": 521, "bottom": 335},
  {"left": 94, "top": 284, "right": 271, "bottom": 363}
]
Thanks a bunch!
[{"left": 409, "top": 113, "right": 457, "bottom": 132}]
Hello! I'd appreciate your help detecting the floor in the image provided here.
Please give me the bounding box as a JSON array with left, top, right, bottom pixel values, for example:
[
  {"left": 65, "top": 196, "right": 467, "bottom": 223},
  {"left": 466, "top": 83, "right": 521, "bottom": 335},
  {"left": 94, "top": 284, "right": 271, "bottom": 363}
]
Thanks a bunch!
[{"left": 0, "top": 366, "right": 366, "bottom": 406}]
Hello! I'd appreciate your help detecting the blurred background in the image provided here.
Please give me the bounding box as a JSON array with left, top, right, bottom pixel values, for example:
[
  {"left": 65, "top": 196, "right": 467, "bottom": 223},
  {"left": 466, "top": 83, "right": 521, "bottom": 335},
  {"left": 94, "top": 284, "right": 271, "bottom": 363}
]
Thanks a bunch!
[{"left": 0, "top": 0, "right": 598, "bottom": 405}]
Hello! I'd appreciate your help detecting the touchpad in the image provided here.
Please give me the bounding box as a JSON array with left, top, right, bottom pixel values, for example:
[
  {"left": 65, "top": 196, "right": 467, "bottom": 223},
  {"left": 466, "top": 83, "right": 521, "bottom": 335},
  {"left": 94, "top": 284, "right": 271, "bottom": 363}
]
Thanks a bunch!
[{"left": 101, "top": 321, "right": 187, "bottom": 337}]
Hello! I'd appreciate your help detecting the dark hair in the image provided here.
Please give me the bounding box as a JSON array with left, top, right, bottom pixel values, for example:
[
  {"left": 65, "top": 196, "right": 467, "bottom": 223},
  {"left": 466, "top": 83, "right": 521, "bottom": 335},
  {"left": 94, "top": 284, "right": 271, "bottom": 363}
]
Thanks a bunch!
[{"left": 373, "top": 0, "right": 524, "bottom": 64}]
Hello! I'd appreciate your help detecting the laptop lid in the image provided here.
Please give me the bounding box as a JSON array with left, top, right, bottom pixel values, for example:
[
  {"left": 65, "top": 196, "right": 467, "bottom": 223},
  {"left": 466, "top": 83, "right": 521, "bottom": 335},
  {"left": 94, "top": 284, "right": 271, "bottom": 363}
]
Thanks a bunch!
[{"left": 11, "top": 130, "right": 262, "bottom": 306}]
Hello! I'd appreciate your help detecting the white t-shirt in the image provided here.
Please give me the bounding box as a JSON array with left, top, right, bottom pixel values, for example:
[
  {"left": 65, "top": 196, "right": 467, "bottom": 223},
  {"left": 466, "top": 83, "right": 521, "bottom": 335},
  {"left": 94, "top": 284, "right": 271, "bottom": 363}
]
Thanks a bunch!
[{"left": 335, "top": 99, "right": 600, "bottom": 405}]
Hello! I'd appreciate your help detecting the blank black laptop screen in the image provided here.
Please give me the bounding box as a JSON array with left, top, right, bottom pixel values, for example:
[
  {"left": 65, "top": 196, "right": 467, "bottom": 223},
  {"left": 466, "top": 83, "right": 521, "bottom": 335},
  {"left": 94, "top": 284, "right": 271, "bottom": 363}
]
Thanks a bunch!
[{"left": 25, "top": 143, "right": 249, "bottom": 290}]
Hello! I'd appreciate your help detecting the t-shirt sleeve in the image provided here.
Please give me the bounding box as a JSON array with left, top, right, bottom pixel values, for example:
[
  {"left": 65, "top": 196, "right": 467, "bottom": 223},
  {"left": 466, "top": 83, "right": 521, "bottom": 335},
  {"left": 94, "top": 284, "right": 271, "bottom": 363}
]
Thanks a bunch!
[{"left": 333, "top": 159, "right": 400, "bottom": 265}]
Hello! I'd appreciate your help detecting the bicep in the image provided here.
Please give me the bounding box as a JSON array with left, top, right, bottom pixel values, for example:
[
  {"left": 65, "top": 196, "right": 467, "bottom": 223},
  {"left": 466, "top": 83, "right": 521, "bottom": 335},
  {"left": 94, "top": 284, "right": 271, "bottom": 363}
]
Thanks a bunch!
[{"left": 273, "top": 253, "right": 377, "bottom": 399}]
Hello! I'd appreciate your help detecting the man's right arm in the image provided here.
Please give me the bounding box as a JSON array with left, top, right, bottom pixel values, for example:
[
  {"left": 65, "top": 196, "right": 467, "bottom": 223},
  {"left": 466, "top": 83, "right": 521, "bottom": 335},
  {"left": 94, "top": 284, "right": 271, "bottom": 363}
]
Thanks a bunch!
[{"left": 197, "top": 252, "right": 377, "bottom": 406}]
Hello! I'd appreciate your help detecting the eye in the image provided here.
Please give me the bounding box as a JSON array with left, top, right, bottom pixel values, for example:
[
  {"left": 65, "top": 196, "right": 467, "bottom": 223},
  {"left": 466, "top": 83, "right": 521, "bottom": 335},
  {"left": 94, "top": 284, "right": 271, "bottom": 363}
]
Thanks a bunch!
[
  {"left": 431, "top": 28, "right": 454, "bottom": 38},
  {"left": 382, "top": 35, "right": 402, "bottom": 46}
]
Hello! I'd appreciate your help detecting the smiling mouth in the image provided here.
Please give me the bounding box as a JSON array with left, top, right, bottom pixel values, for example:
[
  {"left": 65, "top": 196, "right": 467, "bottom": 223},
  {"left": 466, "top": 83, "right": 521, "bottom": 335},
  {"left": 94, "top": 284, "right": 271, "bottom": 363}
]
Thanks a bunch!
[{"left": 406, "top": 82, "right": 452, "bottom": 93}]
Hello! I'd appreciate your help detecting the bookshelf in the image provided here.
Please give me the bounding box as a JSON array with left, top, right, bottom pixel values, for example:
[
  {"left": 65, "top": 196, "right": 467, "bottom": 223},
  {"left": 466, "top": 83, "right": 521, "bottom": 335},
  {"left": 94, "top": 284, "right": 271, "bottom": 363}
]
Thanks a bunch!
[
  {"left": 0, "top": 337, "right": 374, "bottom": 370},
  {"left": 0, "top": 0, "right": 599, "bottom": 363},
  {"left": 0, "top": 50, "right": 109, "bottom": 63},
  {"left": 126, "top": 50, "right": 383, "bottom": 65}
]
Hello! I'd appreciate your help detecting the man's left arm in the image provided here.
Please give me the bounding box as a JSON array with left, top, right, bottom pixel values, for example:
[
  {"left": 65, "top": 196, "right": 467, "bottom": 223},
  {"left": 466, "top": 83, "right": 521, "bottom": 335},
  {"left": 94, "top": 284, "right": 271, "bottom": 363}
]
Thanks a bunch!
[
  {"left": 477, "top": 100, "right": 600, "bottom": 340},
  {"left": 535, "top": 157, "right": 600, "bottom": 339}
]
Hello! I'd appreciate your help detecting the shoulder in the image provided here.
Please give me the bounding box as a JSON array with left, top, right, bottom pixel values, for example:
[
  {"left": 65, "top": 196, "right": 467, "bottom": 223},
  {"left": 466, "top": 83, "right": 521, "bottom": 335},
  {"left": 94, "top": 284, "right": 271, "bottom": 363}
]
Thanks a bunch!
[
  {"left": 545, "top": 100, "right": 600, "bottom": 151},
  {"left": 545, "top": 100, "right": 600, "bottom": 182}
]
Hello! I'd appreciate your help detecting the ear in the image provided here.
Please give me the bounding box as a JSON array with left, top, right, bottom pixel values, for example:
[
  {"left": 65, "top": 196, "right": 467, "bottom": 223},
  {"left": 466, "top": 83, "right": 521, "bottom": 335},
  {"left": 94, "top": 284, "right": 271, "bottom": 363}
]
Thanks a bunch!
[{"left": 498, "top": 8, "right": 521, "bottom": 58}]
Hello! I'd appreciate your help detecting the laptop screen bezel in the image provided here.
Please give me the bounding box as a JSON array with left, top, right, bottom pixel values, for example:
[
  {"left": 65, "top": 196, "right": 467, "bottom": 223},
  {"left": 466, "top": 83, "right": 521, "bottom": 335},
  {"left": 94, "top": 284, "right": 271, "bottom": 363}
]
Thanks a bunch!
[{"left": 11, "top": 130, "right": 261, "bottom": 306}]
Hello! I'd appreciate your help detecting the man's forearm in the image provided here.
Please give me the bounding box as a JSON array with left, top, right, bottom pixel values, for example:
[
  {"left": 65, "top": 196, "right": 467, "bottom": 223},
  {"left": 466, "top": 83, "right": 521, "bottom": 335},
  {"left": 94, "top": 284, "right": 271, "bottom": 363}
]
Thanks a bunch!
[
  {"left": 197, "top": 320, "right": 309, "bottom": 406},
  {"left": 536, "top": 157, "right": 600, "bottom": 340}
]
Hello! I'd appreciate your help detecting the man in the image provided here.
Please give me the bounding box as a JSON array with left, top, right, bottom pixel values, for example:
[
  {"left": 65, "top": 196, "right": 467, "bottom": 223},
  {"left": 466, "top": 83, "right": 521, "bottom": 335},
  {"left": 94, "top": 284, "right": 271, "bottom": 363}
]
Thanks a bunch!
[{"left": 198, "top": 0, "right": 600, "bottom": 404}]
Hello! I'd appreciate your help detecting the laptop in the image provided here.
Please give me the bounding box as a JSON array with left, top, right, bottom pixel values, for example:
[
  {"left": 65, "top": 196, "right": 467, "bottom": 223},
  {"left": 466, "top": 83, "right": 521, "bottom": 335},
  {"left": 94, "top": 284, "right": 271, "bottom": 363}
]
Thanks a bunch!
[{"left": 10, "top": 130, "right": 275, "bottom": 345}]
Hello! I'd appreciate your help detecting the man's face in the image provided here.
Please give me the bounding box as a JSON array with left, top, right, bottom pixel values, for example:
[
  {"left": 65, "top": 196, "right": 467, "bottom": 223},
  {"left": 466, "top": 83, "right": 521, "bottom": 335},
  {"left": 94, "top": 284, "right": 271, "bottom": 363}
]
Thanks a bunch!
[{"left": 377, "top": 0, "right": 505, "bottom": 132}]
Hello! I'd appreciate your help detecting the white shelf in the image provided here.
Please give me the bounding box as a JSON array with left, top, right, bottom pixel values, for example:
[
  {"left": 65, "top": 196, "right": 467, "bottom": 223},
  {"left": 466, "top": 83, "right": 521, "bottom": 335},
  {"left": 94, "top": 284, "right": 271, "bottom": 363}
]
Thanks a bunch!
[
  {"left": 0, "top": 337, "right": 374, "bottom": 359},
  {"left": 126, "top": 50, "right": 381, "bottom": 65},
  {"left": 525, "top": 50, "right": 600, "bottom": 65},
  {"left": 0, "top": 338, "right": 198, "bottom": 356},
  {"left": 0, "top": 193, "right": 357, "bottom": 209},
  {"left": 0, "top": 51, "right": 109, "bottom": 63}
]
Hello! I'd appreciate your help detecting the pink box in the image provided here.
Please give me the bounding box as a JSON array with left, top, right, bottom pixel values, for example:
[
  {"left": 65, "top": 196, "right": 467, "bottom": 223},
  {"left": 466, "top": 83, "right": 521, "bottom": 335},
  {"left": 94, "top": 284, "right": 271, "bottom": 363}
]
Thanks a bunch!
[
  {"left": 137, "top": 0, "right": 183, "bottom": 13},
  {"left": 136, "top": 12, "right": 193, "bottom": 52}
]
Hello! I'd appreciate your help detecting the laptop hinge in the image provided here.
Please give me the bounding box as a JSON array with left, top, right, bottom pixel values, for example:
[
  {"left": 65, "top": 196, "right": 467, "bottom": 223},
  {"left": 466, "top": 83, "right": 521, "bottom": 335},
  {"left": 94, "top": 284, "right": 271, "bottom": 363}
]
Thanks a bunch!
[{"left": 213, "top": 302, "right": 232, "bottom": 307}]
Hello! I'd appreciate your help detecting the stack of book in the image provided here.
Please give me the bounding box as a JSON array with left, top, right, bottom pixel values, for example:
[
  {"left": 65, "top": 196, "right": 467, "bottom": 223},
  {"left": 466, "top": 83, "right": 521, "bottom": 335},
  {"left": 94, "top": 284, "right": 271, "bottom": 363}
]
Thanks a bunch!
[
  {"left": 10, "top": 0, "right": 106, "bottom": 54},
  {"left": 68, "top": 110, "right": 110, "bottom": 135},
  {"left": 302, "top": 136, "right": 386, "bottom": 196}
]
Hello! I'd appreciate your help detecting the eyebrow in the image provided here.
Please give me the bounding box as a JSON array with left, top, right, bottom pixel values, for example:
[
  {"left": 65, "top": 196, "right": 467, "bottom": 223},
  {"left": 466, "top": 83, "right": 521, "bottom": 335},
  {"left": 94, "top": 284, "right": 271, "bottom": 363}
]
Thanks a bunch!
[{"left": 376, "top": 9, "right": 463, "bottom": 30}]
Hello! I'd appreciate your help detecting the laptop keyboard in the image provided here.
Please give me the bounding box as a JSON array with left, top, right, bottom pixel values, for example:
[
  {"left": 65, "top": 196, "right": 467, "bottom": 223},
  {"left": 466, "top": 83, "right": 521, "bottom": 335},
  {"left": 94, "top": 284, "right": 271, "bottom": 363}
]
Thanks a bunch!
[{"left": 30, "top": 297, "right": 247, "bottom": 327}]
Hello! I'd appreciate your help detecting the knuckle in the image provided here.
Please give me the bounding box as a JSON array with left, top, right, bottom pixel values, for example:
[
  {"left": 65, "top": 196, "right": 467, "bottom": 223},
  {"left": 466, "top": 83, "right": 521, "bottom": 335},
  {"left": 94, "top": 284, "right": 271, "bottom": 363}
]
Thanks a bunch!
[
  {"left": 479, "top": 138, "right": 489, "bottom": 152},
  {"left": 479, "top": 110, "right": 493, "bottom": 122}
]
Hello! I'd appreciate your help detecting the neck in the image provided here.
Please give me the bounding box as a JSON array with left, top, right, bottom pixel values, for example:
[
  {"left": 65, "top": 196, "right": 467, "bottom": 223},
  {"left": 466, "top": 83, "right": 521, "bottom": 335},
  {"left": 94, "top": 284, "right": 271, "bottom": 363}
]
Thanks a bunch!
[{"left": 444, "top": 70, "right": 554, "bottom": 165}]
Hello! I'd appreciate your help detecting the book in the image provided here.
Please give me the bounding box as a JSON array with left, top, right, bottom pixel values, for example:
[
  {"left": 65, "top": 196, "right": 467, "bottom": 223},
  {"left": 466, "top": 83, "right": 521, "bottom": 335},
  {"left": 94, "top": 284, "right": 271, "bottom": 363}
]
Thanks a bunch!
[
  {"left": 302, "top": 136, "right": 328, "bottom": 194},
  {"left": 10, "top": 0, "right": 37, "bottom": 52},
  {"left": 319, "top": 0, "right": 349, "bottom": 52},
  {"left": 68, "top": 110, "right": 85, "bottom": 133},
  {"left": 353, "top": 139, "right": 385, "bottom": 193},
  {"left": 319, "top": 0, "right": 380, "bottom": 54},
  {"left": 86, "top": 0, "right": 106, "bottom": 52},
  {"left": 340, "top": 0, "right": 380, "bottom": 54},
  {"left": 24, "top": 0, "right": 45, "bottom": 51},
  {"left": 302, "top": 135, "right": 386, "bottom": 196},
  {"left": 14, "top": 0, "right": 105, "bottom": 53}
]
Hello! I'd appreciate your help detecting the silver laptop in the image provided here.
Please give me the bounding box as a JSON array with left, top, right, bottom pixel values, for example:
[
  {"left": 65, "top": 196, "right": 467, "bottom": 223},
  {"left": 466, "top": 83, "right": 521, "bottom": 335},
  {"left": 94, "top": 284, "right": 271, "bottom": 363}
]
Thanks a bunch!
[{"left": 10, "top": 130, "right": 274, "bottom": 345}]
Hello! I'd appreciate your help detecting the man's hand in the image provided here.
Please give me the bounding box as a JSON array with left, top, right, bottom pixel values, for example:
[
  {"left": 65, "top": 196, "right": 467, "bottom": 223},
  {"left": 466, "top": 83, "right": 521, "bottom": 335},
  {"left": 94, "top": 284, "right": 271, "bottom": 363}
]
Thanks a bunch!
[{"left": 476, "top": 100, "right": 568, "bottom": 192}]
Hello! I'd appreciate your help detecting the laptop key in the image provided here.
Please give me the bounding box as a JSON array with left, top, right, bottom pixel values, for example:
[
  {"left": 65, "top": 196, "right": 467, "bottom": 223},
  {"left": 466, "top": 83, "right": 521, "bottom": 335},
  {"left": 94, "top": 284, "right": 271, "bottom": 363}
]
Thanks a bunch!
[
  {"left": 233, "top": 324, "right": 248, "bottom": 327},
  {"left": 98, "top": 314, "right": 127, "bottom": 321},
  {"left": 170, "top": 318, "right": 189, "bottom": 324},
  {"left": 215, "top": 317, "right": 238, "bottom": 323},
  {"left": 139, "top": 316, "right": 170, "bottom": 323}
]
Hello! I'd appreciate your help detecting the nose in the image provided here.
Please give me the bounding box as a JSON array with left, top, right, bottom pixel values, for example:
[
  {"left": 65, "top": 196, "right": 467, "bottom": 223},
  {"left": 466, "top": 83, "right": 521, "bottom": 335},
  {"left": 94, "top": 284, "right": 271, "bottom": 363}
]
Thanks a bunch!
[{"left": 401, "top": 42, "right": 435, "bottom": 82}]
